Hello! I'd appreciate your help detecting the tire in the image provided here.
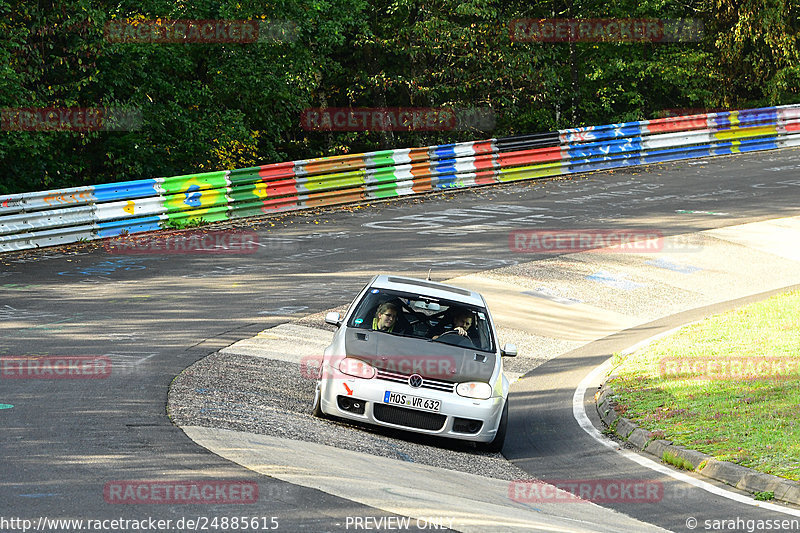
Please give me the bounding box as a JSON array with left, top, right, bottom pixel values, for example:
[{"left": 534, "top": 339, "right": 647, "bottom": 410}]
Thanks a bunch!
[
  {"left": 311, "top": 384, "right": 326, "bottom": 418},
  {"left": 478, "top": 400, "right": 508, "bottom": 453}
]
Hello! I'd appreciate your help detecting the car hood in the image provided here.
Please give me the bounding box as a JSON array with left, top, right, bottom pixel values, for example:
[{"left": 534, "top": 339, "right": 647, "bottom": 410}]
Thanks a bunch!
[{"left": 343, "top": 327, "right": 496, "bottom": 382}]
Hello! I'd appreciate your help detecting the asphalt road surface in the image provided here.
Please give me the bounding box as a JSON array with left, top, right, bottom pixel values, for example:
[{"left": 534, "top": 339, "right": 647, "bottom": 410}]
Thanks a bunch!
[{"left": 2, "top": 148, "right": 800, "bottom": 532}]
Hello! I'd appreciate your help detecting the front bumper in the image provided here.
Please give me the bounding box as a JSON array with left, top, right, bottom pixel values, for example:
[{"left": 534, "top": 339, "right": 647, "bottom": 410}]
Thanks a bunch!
[{"left": 317, "top": 367, "right": 505, "bottom": 443}]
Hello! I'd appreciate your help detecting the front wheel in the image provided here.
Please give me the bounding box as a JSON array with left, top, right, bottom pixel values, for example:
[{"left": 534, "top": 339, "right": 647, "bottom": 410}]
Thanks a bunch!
[
  {"left": 478, "top": 400, "right": 508, "bottom": 453},
  {"left": 311, "top": 383, "right": 326, "bottom": 418}
]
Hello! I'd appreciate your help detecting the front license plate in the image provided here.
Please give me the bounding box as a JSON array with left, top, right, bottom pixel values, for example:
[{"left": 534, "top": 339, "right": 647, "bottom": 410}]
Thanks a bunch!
[{"left": 383, "top": 391, "right": 441, "bottom": 412}]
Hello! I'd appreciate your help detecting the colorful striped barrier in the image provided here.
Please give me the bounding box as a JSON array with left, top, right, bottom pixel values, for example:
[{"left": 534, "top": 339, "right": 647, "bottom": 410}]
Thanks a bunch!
[{"left": 2, "top": 104, "right": 799, "bottom": 252}]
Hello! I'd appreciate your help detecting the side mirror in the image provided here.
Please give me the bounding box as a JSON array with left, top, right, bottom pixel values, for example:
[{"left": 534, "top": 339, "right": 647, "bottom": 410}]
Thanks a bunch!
[
  {"left": 325, "top": 311, "right": 342, "bottom": 327},
  {"left": 501, "top": 343, "right": 517, "bottom": 357}
]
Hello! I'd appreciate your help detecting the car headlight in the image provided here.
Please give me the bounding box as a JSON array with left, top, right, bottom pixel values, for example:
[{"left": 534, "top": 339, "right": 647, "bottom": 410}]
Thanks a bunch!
[
  {"left": 338, "top": 357, "right": 376, "bottom": 379},
  {"left": 456, "top": 382, "right": 492, "bottom": 400}
]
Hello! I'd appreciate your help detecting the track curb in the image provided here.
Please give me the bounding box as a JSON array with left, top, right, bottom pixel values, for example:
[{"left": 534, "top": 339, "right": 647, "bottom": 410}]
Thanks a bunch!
[{"left": 595, "top": 379, "right": 800, "bottom": 506}]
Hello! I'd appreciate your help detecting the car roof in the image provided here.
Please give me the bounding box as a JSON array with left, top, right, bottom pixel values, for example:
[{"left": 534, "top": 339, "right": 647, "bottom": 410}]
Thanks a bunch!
[{"left": 369, "top": 274, "right": 485, "bottom": 307}]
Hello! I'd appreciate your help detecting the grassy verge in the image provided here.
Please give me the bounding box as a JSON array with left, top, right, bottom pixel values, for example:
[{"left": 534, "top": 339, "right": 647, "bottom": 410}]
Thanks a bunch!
[{"left": 608, "top": 290, "right": 800, "bottom": 481}]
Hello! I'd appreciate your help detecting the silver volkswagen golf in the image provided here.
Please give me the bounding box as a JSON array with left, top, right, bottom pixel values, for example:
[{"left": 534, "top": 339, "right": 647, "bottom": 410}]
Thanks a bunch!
[{"left": 312, "top": 274, "right": 517, "bottom": 452}]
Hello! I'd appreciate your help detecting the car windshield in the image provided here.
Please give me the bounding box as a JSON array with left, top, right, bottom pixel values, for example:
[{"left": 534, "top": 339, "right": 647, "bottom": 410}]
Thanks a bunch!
[{"left": 347, "top": 287, "right": 495, "bottom": 352}]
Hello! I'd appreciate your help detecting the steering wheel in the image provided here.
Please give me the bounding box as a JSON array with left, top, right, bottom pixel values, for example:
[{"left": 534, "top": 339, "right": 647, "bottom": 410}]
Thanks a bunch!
[{"left": 434, "top": 330, "right": 475, "bottom": 347}]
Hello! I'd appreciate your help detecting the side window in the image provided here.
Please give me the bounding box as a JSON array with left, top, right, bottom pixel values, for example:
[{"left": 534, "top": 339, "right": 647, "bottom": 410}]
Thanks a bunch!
[
  {"left": 472, "top": 312, "right": 493, "bottom": 352},
  {"left": 349, "top": 291, "right": 380, "bottom": 329}
]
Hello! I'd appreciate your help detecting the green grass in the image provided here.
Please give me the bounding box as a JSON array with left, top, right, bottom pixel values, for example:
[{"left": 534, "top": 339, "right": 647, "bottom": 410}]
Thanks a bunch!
[
  {"left": 164, "top": 217, "right": 208, "bottom": 229},
  {"left": 608, "top": 290, "right": 800, "bottom": 481},
  {"left": 662, "top": 451, "right": 696, "bottom": 471}
]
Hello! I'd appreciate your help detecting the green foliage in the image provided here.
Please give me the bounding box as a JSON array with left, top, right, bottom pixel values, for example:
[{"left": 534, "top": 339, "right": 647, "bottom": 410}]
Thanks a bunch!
[
  {"left": 2, "top": 0, "right": 799, "bottom": 194},
  {"left": 710, "top": 0, "right": 800, "bottom": 105},
  {"left": 163, "top": 217, "right": 208, "bottom": 229}
]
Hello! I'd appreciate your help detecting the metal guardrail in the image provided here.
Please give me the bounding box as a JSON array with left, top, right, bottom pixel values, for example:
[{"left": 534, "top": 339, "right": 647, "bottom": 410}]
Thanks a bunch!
[{"left": 2, "top": 104, "right": 799, "bottom": 252}]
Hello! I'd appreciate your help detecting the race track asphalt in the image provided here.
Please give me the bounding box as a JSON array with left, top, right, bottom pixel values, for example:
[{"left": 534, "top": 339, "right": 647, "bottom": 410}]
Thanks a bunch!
[{"left": 2, "top": 148, "right": 800, "bottom": 531}]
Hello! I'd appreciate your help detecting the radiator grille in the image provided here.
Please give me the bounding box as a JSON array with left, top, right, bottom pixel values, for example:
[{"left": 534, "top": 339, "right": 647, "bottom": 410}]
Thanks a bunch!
[
  {"left": 376, "top": 370, "right": 455, "bottom": 393},
  {"left": 373, "top": 403, "right": 446, "bottom": 431}
]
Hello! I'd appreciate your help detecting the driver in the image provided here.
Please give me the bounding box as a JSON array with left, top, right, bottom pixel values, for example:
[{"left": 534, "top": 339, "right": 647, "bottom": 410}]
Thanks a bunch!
[
  {"left": 372, "top": 302, "right": 400, "bottom": 332},
  {"left": 432, "top": 308, "right": 473, "bottom": 339}
]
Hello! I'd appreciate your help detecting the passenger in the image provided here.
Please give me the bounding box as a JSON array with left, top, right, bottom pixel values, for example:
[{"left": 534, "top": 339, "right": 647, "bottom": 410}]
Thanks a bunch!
[
  {"left": 372, "top": 302, "right": 400, "bottom": 332},
  {"left": 431, "top": 308, "right": 474, "bottom": 339}
]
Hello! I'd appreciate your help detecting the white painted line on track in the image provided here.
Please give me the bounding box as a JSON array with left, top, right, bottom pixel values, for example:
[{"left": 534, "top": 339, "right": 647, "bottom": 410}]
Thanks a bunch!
[{"left": 573, "top": 356, "right": 800, "bottom": 517}]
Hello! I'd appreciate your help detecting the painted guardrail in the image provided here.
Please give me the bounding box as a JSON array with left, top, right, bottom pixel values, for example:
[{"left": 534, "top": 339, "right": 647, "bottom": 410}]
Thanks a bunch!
[{"left": 2, "top": 104, "right": 799, "bottom": 252}]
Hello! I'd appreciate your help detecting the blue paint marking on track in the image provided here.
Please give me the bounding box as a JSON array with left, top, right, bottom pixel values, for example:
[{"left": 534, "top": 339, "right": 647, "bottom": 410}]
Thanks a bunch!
[
  {"left": 646, "top": 258, "right": 702, "bottom": 274},
  {"left": 0, "top": 404, "right": 13, "bottom": 409},
  {"left": 522, "top": 290, "right": 582, "bottom": 306},
  {"left": 675, "top": 209, "right": 729, "bottom": 216},
  {"left": 586, "top": 271, "right": 645, "bottom": 290},
  {"left": 19, "top": 493, "right": 59, "bottom": 498},
  {"left": 387, "top": 443, "right": 414, "bottom": 463}
]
